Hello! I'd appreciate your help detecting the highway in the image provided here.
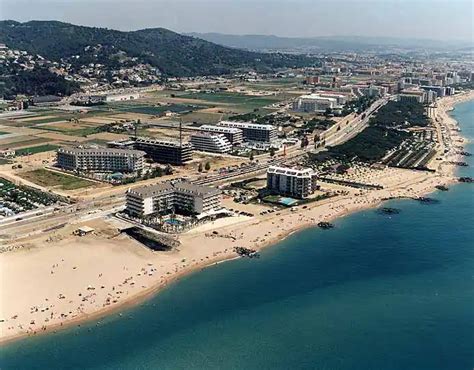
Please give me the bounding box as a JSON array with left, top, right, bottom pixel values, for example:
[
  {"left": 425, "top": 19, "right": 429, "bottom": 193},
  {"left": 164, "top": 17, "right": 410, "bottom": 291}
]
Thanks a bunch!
[{"left": 322, "top": 97, "right": 388, "bottom": 147}]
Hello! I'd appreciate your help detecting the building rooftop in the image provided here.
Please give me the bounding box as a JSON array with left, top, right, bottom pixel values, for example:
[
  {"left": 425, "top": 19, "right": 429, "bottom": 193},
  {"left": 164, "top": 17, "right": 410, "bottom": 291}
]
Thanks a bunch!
[
  {"left": 134, "top": 137, "right": 193, "bottom": 148},
  {"left": 267, "top": 166, "right": 316, "bottom": 178},
  {"left": 174, "top": 182, "right": 221, "bottom": 197},
  {"left": 218, "top": 121, "right": 276, "bottom": 131},
  {"left": 58, "top": 147, "right": 145, "bottom": 157},
  {"left": 298, "top": 94, "right": 338, "bottom": 102},
  {"left": 127, "top": 181, "right": 221, "bottom": 198},
  {"left": 200, "top": 125, "right": 243, "bottom": 134},
  {"left": 399, "top": 88, "right": 425, "bottom": 96}
]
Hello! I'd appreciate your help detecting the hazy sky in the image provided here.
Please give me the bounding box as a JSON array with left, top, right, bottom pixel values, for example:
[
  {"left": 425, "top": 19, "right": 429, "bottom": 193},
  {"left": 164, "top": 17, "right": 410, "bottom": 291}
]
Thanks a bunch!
[{"left": 1, "top": 0, "right": 473, "bottom": 41}]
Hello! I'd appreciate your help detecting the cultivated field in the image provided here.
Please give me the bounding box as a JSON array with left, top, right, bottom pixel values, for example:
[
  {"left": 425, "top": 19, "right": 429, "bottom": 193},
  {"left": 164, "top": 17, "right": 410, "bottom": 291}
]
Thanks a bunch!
[{"left": 19, "top": 169, "right": 96, "bottom": 190}]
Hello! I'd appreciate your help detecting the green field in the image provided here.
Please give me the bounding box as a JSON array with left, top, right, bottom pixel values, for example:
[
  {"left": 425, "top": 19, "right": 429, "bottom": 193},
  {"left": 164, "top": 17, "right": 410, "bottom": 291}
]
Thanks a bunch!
[
  {"left": 20, "top": 169, "right": 95, "bottom": 190},
  {"left": 0, "top": 137, "right": 50, "bottom": 150},
  {"left": 16, "top": 144, "right": 60, "bottom": 155},
  {"left": 39, "top": 125, "right": 107, "bottom": 137},
  {"left": 242, "top": 78, "right": 305, "bottom": 91},
  {"left": 177, "top": 92, "right": 281, "bottom": 110},
  {"left": 85, "top": 138, "right": 111, "bottom": 146},
  {"left": 180, "top": 111, "right": 223, "bottom": 124},
  {"left": 107, "top": 102, "right": 208, "bottom": 116},
  {"left": 20, "top": 116, "right": 74, "bottom": 125}
]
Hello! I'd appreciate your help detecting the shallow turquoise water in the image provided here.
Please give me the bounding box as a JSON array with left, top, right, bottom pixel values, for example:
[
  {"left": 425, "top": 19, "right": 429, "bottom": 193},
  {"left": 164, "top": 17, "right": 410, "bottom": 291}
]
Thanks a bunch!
[{"left": 1, "top": 101, "right": 473, "bottom": 369}]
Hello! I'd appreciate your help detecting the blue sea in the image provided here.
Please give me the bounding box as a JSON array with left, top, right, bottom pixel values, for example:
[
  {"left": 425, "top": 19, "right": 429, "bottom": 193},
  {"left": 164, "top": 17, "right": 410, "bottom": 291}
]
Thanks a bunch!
[{"left": 1, "top": 101, "right": 473, "bottom": 369}]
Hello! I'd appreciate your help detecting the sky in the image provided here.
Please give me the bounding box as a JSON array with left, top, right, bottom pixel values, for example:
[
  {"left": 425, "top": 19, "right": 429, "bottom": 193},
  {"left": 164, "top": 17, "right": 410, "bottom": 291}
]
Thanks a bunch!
[{"left": 1, "top": 0, "right": 473, "bottom": 41}]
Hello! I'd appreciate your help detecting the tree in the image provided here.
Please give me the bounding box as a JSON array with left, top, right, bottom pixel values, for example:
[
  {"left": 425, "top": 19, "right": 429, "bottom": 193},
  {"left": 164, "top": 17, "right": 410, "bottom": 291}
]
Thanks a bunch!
[
  {"left": 164, "top": 164, "right": 173, "bottom": 175},
  {"left": 198, "top": 163, "right": 203, "bottom": 172},
  {"left": 269, "top": 147, "right": 276, "bottom": 157},
  {"left": 152, "top": 167, "right": 163, "bottom": 177},
  {"left": 301, "top": 136, "right": 309, "bottom": 148},
  {"left": 204, "top": 162, "right": 211, "bottom": 171},
  {"left": 249, "top": 151, "right": 254, "bottom": 161}
]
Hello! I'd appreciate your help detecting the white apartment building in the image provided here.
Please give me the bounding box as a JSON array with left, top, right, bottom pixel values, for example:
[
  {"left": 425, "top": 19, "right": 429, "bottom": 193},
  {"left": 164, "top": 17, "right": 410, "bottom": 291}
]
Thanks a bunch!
[
  {"left": 217, "top": 121, "right": 277, "bottom": 142},
  {"left": 267, "top": 166, "right": 318, "bottom": 199},
  {"left": 398, "top": 89, "right": 427, "bottom": 103},
  {"left": 57, "top": 147, "right": 145, "bottom": 173},
  {"left": 292, "top": 94, "right": 344, "bottom": 113},
  {"left": 190, "top": 132, "right": 232, "bottom": 154},
  {"left": 199, "top": 125, "right": 243, "bottom": 145},
  {"left": 358, "top": 85, "right": 387, "bottom": 97},
  {"left": 317, "top": 93, "right": 348, "bottom": 105},
  {"left": 126, "top": 181, "right": 222, "bottom": 217}
]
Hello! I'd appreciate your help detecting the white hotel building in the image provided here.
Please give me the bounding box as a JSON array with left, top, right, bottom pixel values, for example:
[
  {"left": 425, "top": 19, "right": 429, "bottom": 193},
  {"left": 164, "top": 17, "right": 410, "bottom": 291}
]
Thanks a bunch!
[
  {"left": 292, "top": 93, "right": 347, "bottom": 113},
  {"left": 190, "top": 132, "right": 232, "bottom": 154},
  {"left": 126, "top": 181, "right": 222, "bottom": 217},
  {"left": 217, "top": 121, "right": 277, "bottom": 143},
  {"left": 199, "top": 125, "right": 244, "bottom": 146},
  {"left": 57, "top": 147, "right": 145, "bottom": 173},
  {"left": 267, "top": 166, "right": 318, "bottom": 199}
]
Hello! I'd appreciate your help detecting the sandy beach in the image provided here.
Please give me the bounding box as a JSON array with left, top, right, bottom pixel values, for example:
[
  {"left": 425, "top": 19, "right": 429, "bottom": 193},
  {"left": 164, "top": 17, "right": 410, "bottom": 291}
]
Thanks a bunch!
[{"left": 1, "top": 91, "right": 473, "bottom": 345}]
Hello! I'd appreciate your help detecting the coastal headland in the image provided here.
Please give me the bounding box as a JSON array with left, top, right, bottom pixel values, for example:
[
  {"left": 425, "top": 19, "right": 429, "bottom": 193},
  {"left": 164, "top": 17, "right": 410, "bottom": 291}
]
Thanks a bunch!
[{"left": 1, "top": 91, "right": 473, "bottom": 345}]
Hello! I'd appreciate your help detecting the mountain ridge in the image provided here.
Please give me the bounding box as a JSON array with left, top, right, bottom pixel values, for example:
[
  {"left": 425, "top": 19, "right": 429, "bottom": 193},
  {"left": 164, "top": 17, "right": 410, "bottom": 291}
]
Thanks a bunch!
[
  {"left": 0, "top": 20, "right": 315, "bottom": 77},
  {"left": 185, "top": 32, "right": 473, "bottom": 52}
]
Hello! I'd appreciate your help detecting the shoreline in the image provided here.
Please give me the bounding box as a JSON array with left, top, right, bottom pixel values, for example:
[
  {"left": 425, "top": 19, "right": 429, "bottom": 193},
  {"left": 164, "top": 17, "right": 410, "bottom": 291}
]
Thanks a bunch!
[{"left": 1, "top": 91, "right": 473, "bottom": 346}]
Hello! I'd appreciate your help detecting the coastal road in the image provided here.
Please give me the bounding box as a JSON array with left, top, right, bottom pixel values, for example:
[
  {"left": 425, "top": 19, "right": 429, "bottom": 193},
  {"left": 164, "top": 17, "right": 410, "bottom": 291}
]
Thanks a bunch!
[
  {"left": 323, "top": 97, "right": 388, "bottom": 147},
  {"left": 0, "top": 196, "right": 125, "bottom": 238}
]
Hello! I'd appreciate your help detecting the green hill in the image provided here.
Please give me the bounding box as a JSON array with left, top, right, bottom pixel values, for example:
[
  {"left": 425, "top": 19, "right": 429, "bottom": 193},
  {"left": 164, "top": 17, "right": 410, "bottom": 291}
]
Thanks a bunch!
[{"left": 0, "top": 20, "right": 315, "bottom": 77}]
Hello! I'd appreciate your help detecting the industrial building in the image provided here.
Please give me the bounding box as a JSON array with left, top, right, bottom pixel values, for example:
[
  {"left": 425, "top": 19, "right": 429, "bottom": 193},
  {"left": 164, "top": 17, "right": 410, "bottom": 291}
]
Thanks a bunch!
[
  {"left": 134, "top": 137, "right": 193, "bottom": 165},
  {"left": 267, "top": 166, "right": 318, "bottom": 199},
  {"left": 190, "top": 132, "right": 232, "bottom": 154},
  {"left": 217, "top": 121, "right": 277, "bottom": 143},
  {"left": 56, "top": 147, "right": 145, "bottom": 173},
  {"left": 126, "top": 181, "right": 222, "bottom": 217},
  {"left": 199, "top": 125, "right": 244, "bottom": 145}
]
